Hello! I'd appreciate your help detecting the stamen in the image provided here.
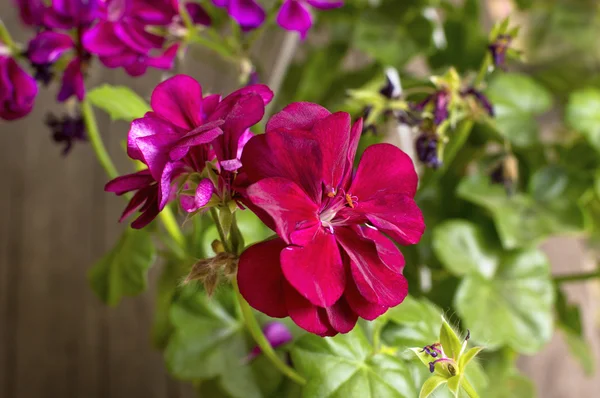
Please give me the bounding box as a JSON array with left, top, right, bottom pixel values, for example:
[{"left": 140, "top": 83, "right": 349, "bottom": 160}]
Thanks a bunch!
[{"left": 428, "top": 358, "right": 453, "bottom": 374}]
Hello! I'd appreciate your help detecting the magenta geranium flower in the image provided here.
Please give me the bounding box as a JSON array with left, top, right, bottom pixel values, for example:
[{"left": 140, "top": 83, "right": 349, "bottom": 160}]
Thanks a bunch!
[
  {"left": 27, "top": 31, "right": 87, "bottom": 101},
  {"left": 82, "top": 0, "right": 206, "bottom": 76},
  {"left": 237, "top": 102, "right": 424, "bottom": 336},
  {"left": 106, "top": 74, "right": 273, "bottom": 226},
  {"left": 212, "top": 0, "right": 266, "bottom": 31},
  {"left": 277, "top": 0, "right": 343, "bottom": 39},
  {"left": 0, "top": 54, "right": 38, "bottom": 120}
]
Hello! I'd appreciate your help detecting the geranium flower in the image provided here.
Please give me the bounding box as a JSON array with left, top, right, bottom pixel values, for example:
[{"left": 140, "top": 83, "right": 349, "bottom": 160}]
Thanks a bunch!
[
  {"left": 0, "top": 54, "right": 38, "bottom": 120},
  {"left": 107, "top": 74, "right": 273, "bottom": 225},
  {"left": 82, "top": 0, "right": 188, "bottom": 76},
  {"left": 27, "top": 31, "right": 88, "bottom": 101},
  {"left": 212, "top": 0, "right": 266, "bottom": 31},
  {"left": 237, "top": 102, "right": 424, "bottom": 336},
  {"left": 277, "top": 0, "right": 343, "bottom": 39}
]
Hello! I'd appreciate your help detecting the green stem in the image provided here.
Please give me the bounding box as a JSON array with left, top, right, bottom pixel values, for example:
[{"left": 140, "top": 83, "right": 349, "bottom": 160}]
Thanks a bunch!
[
  {"left": 0, "top": 19, "right": 17, "bottom": 53},
  {"left": 461, "top": 378, "right": 480, "bottom": 398},
  {"left": 232, "top": 278, "right": 307, "bottom": 385},
  {"left": 82, "top": 99, "right": 119, "bottom": 179},
  {"left": 554, "top": 268, "right": 600, "bottom": 283},
  {"left": 81, "top": 99, "right": 186, "bottom": 249},
  {"left": 474, "top": 53, "right": 492, "bottom": 87},
  {"left": 210, "top": 208, "right": 232, "bottom": 253}
]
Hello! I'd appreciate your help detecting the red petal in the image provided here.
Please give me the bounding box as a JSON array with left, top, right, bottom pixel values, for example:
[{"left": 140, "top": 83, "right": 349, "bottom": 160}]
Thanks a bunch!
[
  {"left": 284, "top": 283, "right": 336, "bottom": 336},
  {"left": 266, "top": 101, "right": 330, "bottom": 133},
  {"left": 237, "top": 239, "right": 288, "bottom": 318},
  {"left": 336, "top": 227, "right": 408, "bottom": 307},
  {"left": 280, "top": 228, "right": 345, "bottom": 307},
  {"left": 350, "top": 143, "right": 418, "bottom": 199}
]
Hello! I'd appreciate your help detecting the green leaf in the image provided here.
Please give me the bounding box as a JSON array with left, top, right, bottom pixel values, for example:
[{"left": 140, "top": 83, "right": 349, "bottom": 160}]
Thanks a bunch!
[
  {"left": 458, "top": 347, "right": 484, "bottom": 370},
  {"left": 383, "top": 296, "right": 441, "bottom": 350},
  {"left": 88, "top": 228, "right": 156, "bottom": 306},
  {"left": 458, "top": 174, "right": 585, "bottom": 249},
  {"left": 485, "top": 74, "right": 552, "bottom": 147},
  {"left": 165, "top": 286, "right": 284, "bottom": 398},
  {"left": 455, "top": 248, "right": 554, "bottom": 353},
  {"left": 87, "top": 85, "right": 151, "bottom": 121},
  {"left": 566, "top": 88, "right": 600, "bottom": 151},
  {"left": 432, "top": 220, "right": 498, "bottom": 278},
  {"left": 440, "top": 319, "right": 462, "bottom": 360},
  {"left": 292, "top": 327, "right": 417, "bottom": 398},
  {"left": 555, "top": 285, "right": 583, "bottom": 335},
  {"left": 419, "top": 375, "right": 447, "bottom": 398},
  {"left": 484, "top": 369, "right": 535, "bottom": 398},
  {"left": 447, "top": 375, "right": 460, "bottom": 396}
]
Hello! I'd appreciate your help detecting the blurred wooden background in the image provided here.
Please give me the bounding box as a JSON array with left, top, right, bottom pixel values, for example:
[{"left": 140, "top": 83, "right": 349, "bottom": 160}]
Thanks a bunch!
[{"left": 1, "top": 2, "right": 599, "bottom": 397}]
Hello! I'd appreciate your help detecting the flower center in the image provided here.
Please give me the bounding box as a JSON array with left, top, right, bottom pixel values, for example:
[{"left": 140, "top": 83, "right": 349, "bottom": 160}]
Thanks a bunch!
[{"left": 319, "top": 190, "right": 358, "bottom": 233}]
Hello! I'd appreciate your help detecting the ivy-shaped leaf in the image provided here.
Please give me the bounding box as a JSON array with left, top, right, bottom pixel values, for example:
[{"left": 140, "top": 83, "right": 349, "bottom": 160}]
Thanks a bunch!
[
  {"left": 458, "top": 174, "right": 585, "bottom": 249},
  {"left": 87, "top": 85, "right": 151, "bottom": 121},
  {"left": 88, "top": 227, "right": 156, "bottom": 306},
  {"left": 485, "top": 73, "right": 552, "bottom": 147},
  {"left": 164, "top": 286, "right": 286, "bottom": 398},
  {"left": 292, "top": 327, "right": 417, "bottom": 398},
  {"left": 566, "top": 88, "right": 600, "bottom": 152},
  {"left": 433, "top": 220, "right": 499, "bottom": 278},
  {"left": 455, "top": 248, "right": 554, "bottom": 353}
]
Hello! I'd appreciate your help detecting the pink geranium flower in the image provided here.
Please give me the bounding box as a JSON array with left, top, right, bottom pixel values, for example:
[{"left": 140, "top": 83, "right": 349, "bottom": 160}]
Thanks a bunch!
[
  {"left": 0, "top": 54, "right": 38, "bottom": 120},
  {"left": 277, "top": 0, "right": 343, "bottom": 39},
  {"left": 212, "top": 0, "right": 266, "bottom": 31},
  {"left": 106, "top": 74, "right": 273, "bottom": 227},
  {"left": 237, "top": 102, "right": 424, "bottom": 336}
]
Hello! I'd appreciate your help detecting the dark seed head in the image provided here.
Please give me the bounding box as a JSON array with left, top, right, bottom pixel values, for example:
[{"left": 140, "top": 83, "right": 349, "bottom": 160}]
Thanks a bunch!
[
  {"left": 416, "top": 133, "right": 442, "bottom": 169},
  {"left": 46, "top": 112, "right": 87, "bottom": 155}
]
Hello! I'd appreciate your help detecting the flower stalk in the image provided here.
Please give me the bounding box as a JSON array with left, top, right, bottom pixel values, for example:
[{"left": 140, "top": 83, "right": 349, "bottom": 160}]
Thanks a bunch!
[{"left": 554, "top": 267, "right": 600, "bottom": 283}]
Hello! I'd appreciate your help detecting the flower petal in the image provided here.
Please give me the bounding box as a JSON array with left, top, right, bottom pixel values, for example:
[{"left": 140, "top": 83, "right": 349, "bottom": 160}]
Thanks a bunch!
[
  {"left": 277, "top": 0, "right": 313, "bottom": 39},
  {"left": 104, "top": 169, "right": 154, "bottom": 195},
  {"left": 359, "top": 225, "right": 405, "bottom": 273},
  {"left": 324, "top": 296, "right": 358, "bottom": 334},
  {"left": 281, "top": 228, "right": 345, "bottom": 307},
  {"left": 82, "top": 21, "right": 125, "bottom": 56},
  {"left": 246, "top": 177, "right": 319, "bottom": 244},
  {"left": 284, "top": 282, "right": 336, "bottom": 336},
  {"left": 238, "top": 238, "right": 289, "bottom": 318},
  {"left": 185, "top": 2, "right": 212, "bottom": 26},
  {"left": 344, "top": 276, "right": 388, "bottom": 320},
  {"left": 57, "top": 58, "right": 85, "bottom": 102},
  {"left": 311, "top": 112, "right": 351, "bottom": 189},
  {"left": 28, "top": 31, "right": 74, "bottom": 64},
  {"left": 242, "top": 130, "right": 323, "bottom": 203},
  {"left": 358, "top": 194, "right": 425, "bottom": 246},
  {"left": 229, "top": 0, "right": 265, "bottom": 29},
  {"left": 350, "top": 143, "right": 418, "bottom": 199},
  {"left": 150, "top": 74, "right": 204, "bottom": 130},
  {"left": 127, "top": 113, "right": 183, "bottom": 163},
  {"left": 266, "top": 102, "right": 330, "bottom": 133},
  {"left": 0, "top": 56, "right": 38, "bottom": 120},
  {"left": 305, "top": 0, "right": 344, "bottom": 9},
  {"left": 336, "top": 227, "right": 408, "bottom": 307}
]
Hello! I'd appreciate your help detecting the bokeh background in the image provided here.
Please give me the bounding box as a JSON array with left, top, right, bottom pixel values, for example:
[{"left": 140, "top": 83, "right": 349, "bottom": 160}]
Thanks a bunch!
[{"left": 1, "top": 0, "right": 599, "bottom": 397}]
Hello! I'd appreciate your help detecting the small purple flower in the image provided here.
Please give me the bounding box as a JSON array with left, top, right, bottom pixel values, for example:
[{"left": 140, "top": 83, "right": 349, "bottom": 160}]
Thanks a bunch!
[
  {"left": 462, "top": 87, "right": 494, "bottom": 117},
  {"left": 489, "top": 34, "right": 512, "bottom": 69},
  {"left": 46, "top": 112, "right": 86, "bottom": 154},
  {"left": 277, "top": 0, "right": 343, "bottom": 39},
  {"left": 0, "top": 55, "right": 38, "bottom": 121},
  {"left": 415, "top": 133, "right": 441, "bottom": 169},
  {"left": 212, "top": 0, "right": 266, "bottom": 31},
  {"left": 248, "top": 322, "right": 293, "bottom": 360},
  {"left": 415, "top": 90, "right": 449, "bottom": 126}
]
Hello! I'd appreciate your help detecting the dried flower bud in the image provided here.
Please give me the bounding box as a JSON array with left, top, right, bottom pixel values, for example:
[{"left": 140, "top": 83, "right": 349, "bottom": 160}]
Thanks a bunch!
[{"left": 416, "top": 133, "right": 442, "bottom": 169}]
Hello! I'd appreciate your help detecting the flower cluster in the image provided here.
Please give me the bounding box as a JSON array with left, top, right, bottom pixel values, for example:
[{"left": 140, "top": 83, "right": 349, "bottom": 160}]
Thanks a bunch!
[
  {"left": 106, "top": 74, "right": 424, "bottom": 336},
  {"left": 214, "top": 0, "right": 343, "bottom": 38},
  {"left": 105, "top": 74, "right": 273, "bottom": 228},
  {"left": 1, "top": 0, "right": 210, "bottom": 123}
]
